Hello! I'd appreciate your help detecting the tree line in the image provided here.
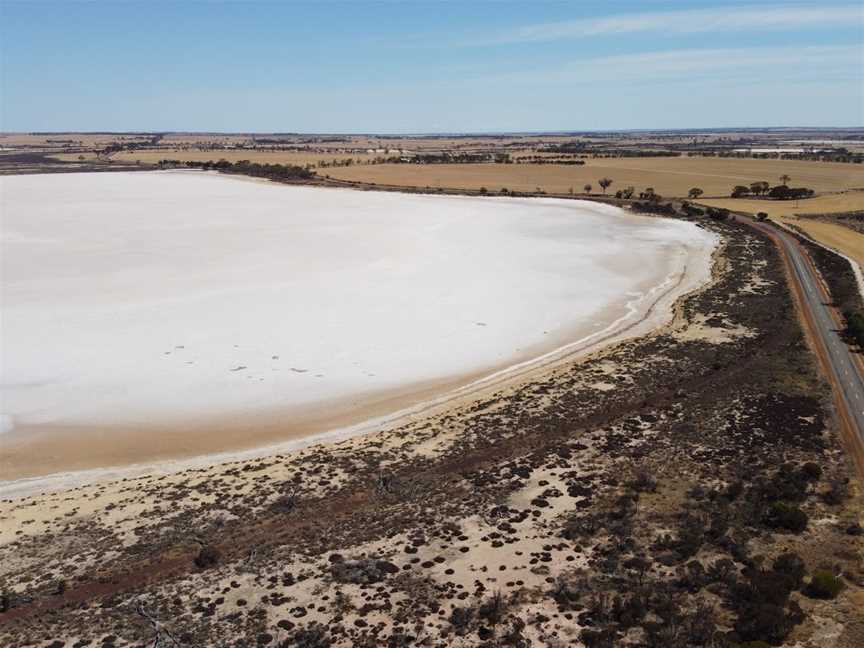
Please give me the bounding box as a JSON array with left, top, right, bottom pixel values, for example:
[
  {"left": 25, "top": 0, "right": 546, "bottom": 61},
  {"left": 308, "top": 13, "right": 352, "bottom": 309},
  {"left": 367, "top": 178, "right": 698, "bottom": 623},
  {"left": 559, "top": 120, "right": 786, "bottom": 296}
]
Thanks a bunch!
[
  {"left": 730, "top": 175, "right": 814, "bottom": 200},
  {"left": 157, "top": 159, "right": 316, "bottom": 181}
]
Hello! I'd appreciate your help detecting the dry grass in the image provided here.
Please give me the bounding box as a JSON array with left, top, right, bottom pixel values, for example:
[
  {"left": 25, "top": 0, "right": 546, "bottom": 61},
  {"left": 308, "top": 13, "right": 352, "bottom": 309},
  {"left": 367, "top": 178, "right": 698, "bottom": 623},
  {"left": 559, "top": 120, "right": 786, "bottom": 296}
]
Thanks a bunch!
[
  {"left": 324, "top": 157, "right": 864, "bottom": 198},
  {"left": 0, "top": 133, "right": 150, "bottom": 148},
  {"left": 789, "top": 220, "right": 864, "bottom": 269},
  {"left": 699, "top": 192, "right": 864, "bottom": 219},
  {"left": 700, "top": 192, "right": 864, "bottom": 269}
]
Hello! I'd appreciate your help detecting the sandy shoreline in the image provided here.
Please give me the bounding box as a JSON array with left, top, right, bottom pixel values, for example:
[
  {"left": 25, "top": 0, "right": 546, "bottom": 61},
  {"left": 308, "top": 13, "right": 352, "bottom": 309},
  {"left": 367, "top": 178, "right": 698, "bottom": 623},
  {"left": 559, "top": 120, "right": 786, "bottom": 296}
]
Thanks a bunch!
[{"left": 1, "top": 173, "right": 717, "bottom": 497}]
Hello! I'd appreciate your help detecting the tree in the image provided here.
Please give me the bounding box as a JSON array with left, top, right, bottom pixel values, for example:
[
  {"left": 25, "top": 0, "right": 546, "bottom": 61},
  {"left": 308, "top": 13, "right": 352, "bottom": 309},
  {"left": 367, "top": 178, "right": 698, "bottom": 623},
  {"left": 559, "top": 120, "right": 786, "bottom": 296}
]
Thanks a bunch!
[
  {"left": 583, "top": 183, "right": 592, "bottom": 194},
  {"left": 688, "top": 187, "right": 704, "bottom": 199},
  {"left": 779, "top": 174, "right": 791, "bottom": 186},
  {"left": 750, "top": 181, "right": 770, "bottom": 196},
  {"left": 732, "top": 185, "right": 751, "bottom": 198},
  {"left": 598, "top": 178, "right": 613, "bottom": 194}
]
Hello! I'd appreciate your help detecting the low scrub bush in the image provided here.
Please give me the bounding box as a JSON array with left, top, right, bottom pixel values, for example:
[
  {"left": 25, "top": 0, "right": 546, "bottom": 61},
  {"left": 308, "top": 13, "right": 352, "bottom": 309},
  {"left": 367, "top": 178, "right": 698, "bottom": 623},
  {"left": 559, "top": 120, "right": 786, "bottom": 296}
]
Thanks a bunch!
[
  {"left": 194, "top": 544, "right": 221, "bottom": 569},
  {"left": 764, "top": 502, "right": 808, "bottom": 533},
  {"left": 805, "top": 570, "right": 845, "bottom": 599}
]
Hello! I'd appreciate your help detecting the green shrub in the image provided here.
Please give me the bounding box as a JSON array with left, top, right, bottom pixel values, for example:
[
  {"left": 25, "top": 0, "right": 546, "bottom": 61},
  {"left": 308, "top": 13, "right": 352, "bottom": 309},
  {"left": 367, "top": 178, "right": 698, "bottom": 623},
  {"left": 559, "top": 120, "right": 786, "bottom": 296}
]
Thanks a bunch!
[
  {"left": 806, "top": 570, "right": 845, "bottom": 599},
  {"left": 734, "top": 602, "right": 797, "bottom": 644},
  {"left": 772, "top": 552, "right": 806, "bottom": 591},
  {"left": 764, "top": 502, "right": 808, "bottom": 533}
]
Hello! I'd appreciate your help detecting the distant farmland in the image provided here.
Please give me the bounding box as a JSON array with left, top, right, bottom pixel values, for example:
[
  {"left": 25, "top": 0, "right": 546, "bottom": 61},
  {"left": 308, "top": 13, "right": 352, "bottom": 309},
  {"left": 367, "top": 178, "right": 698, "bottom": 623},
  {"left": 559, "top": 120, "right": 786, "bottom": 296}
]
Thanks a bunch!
[
  {"left": 60, "top": 149, "right": 376, "bottom": 167},
  {"left": 324, "top": 156, "right": 864, "bottom": 198}
]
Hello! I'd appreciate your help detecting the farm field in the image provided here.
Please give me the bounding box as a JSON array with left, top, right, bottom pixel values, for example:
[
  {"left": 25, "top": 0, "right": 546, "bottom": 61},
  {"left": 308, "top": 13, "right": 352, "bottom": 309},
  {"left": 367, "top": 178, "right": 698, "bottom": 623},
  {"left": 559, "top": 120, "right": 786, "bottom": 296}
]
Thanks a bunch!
[
  {"left": 699, "top": 191, "right": 864, "bottom": 218},
  {"left": 789, "top": 219, "right": 864, "bottom": 269},
  {"left": 324, "top": 156, "right": 864, "bottom": 198},
  {"left": 700, "top": 192, "right": 864, "bottom": 268}
]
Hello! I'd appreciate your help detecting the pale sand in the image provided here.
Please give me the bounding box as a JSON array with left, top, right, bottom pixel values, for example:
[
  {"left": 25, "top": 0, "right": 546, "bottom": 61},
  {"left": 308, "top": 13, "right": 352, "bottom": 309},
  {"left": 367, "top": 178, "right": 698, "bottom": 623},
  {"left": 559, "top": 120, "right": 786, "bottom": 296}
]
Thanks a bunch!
[{"left": 0, "top": 171, "right": 716, "bottom": 495}]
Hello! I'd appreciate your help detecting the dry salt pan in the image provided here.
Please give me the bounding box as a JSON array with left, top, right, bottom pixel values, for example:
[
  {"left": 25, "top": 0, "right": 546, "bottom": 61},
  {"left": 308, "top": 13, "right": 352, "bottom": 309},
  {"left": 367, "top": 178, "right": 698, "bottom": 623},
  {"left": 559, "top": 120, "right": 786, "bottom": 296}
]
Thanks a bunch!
[{"left": 1, "top": 171, "right": 716, "bottom": 439}]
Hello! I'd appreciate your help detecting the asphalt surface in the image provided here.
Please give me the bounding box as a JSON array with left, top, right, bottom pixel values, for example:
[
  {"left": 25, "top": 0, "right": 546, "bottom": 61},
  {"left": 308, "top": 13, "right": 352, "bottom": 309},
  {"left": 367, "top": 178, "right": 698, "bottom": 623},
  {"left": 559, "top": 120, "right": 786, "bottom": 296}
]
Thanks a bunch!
[{"left": 749, "top": 219, "right": 864, "bottom": 457}]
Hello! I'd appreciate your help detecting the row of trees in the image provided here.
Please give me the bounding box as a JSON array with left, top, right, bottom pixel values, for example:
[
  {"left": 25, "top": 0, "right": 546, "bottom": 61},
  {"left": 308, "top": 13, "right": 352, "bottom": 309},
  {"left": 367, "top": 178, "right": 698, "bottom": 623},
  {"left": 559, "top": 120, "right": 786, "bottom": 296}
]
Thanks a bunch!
[
  {"left": 686, "top": 149, "right": 863, "bottom": 164},
  {"left": 157, "top": 158, "right": 315, "bottom": 181},
  {"left": 732, "top": 184, "right": 814, "bottom": 200},
  {"left": 729, "top": 174, "right": 815, "bottom": 200}
]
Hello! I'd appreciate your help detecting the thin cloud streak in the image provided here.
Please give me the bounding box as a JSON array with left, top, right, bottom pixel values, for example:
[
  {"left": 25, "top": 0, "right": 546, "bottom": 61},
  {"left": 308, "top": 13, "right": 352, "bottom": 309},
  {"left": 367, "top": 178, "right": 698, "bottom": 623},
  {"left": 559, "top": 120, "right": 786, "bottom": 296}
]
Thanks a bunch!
[
  {"left": 582, "top": 44, "right": 860, "bottom": 78},
  {"left": 483, "top": 44, "right": 862, "bottom": 86},
  {"left": 481, "top": 5, "right": 863, "bottom": 45}
]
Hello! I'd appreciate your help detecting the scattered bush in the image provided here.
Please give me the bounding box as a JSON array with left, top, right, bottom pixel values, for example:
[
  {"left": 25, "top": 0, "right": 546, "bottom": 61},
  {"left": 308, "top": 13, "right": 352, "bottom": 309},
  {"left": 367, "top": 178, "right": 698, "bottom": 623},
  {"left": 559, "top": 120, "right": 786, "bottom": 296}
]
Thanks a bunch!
[
  {"left": 478, "top": 591, "right": 506, "bottom": 626},
  {"left": 551, "top": 577, "right": 582, "bottom": 610},
  {"left": 845, "top": 311, "right": 864, "bottom": 348},
  {"left": 772, "top": 553, "right": 806, "bottom": 591},
  {"left": 449, "top": 606, "right": 475, "bottom": 635},
  {"left": 330, "top": 558, "right": 398, "bottom": 585},
  {"left": 707, "top": 558, "right": 736, "bottom": 584},
  {"left": 805, "top": 570, "right": 845, "bottom": 599},
  {"left": 194, "top": 544, "right": 221, "bottom": 569},
  {"left": 285, "top": 623, "right": 331, "bottom": 648},
  {"left": 730, "top": 563, "right": 805, "bottom": 644},
  {"left": 734, "top": 601, "right": 802, "bottom": 645},
  {"left": 706, "top": 207, "right": 730, "bottom": 220},
  {"left": 580, "top": 627, "right": 617, "bottom": 648},
  {"left": 764, "top": 502, "right": 808, "bottom": 533},
  {"left": 823, "top": 478, "right": 850, "bottom": 505},
  {"left": 627, "top": 469, "right": 657, "bottom": 493}
]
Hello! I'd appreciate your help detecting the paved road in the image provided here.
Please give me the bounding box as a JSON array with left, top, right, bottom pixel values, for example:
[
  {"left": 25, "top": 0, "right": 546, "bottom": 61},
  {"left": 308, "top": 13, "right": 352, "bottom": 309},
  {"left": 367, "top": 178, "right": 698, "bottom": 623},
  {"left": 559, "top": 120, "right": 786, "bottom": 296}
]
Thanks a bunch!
[{"left": 748, "top": 219, "right": 864, "bottom": 464}]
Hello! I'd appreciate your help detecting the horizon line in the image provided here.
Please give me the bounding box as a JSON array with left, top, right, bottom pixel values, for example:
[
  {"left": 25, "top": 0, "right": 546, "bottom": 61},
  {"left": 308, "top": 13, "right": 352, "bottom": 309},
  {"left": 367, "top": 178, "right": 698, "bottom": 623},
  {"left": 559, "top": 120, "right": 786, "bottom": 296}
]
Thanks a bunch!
[{"left": 4, "top": 126, "right": 864, "bottom": 137}]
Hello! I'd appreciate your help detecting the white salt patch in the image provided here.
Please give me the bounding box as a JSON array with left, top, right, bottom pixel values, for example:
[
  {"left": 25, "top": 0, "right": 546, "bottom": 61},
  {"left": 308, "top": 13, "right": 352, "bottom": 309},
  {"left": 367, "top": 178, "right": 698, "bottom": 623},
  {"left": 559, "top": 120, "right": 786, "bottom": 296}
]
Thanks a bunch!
[{"left": 1, "top": 171, "right": 715, "bottom": 435}]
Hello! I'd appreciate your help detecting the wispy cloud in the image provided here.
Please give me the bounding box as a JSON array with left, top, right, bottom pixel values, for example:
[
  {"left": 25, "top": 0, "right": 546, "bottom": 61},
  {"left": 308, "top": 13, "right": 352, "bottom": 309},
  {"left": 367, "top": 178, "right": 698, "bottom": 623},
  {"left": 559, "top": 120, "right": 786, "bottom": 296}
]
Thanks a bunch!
[
  {"left": 482, "top": 5, "right": 863, "bottom": 45},
  {"left": 580, "top": 44, "right": 860, "bottom": 79},
  {"left": 484, "top": 44, "right": 862, "bottom": 86}
]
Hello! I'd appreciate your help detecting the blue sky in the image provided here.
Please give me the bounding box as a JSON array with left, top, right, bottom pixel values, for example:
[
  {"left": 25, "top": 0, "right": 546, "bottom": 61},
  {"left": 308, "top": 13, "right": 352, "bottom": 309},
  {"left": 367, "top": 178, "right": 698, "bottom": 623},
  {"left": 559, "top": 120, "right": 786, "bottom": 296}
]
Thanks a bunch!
[{"left": 1, "top": 1, "right": 861, "bottom": 132}]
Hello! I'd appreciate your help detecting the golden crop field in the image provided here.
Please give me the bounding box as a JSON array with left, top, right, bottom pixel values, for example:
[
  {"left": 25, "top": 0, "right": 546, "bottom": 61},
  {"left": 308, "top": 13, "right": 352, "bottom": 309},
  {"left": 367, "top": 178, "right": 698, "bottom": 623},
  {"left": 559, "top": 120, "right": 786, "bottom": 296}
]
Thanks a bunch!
[
  {"left": 0, "top": 133, "right": 150, "bottom": 148},
  {"left": 790, "top": 220, "right": 864, "bottom": 270},
  {"left": 700, "top": 192, "right": 864, "bottom": 269},
  {"left": 698, "top": 192, "right": 864, "bottom": 219},
  {"left": 325, "top": 157, "right": 864, "bottom": 198}
]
